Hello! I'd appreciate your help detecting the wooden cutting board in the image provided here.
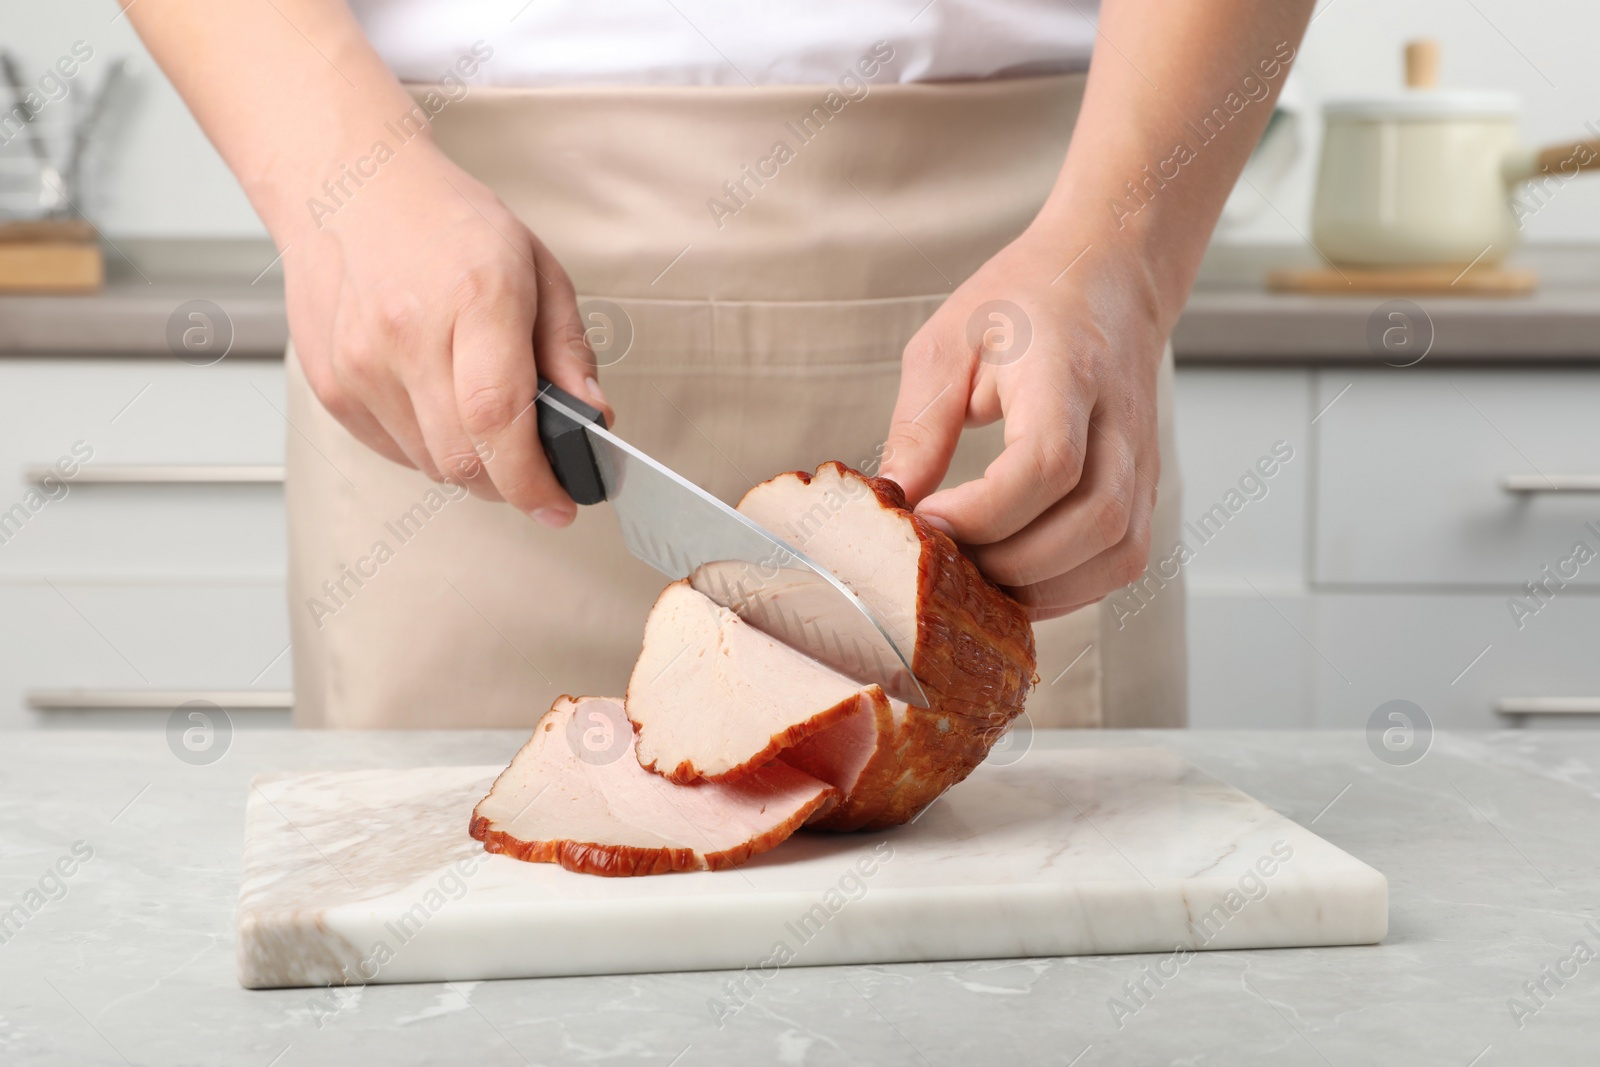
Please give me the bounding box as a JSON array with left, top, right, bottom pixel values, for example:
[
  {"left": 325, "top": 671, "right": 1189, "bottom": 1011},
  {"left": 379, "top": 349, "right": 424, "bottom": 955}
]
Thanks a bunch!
[
  {"left": 1267, "top": 264, "right": 1537, "bottom": 296},
  {"left": 236, "top": 748, "right": 1387, "bottom": 989},
  {"left": 0, "top": 219, "right": 103, "bottom": 293}
]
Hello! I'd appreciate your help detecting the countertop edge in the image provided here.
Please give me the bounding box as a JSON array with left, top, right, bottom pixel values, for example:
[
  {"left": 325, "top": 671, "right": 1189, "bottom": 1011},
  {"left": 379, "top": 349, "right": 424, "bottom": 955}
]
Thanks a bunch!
[{"left": 8, "top": 241, "right": 1600, "bottom": 362}]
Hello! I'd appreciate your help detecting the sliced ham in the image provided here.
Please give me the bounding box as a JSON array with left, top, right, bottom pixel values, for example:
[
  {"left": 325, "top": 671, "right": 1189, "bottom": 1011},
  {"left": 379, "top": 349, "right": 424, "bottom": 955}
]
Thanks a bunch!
[
  {"left": 470, "top": 696, "right": 837, "bottom": 877},
  {"left": 739, "top": 462, "right": 1037, "bottom": 830},
  {"left": 778, "top": 690, "right": 908, "bottom": 829},
  {"left": 472, "top": 461, "right": 1035, "bottom": 875},
  {"left": 626, "top": 580, "right": 884, "bottom": 784}
]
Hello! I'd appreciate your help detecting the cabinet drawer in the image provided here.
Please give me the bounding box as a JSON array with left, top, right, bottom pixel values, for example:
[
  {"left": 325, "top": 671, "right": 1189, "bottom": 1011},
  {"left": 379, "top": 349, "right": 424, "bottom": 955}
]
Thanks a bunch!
[
  {"left": 1187, "top": 591, "right": 1314, "bottom": 729},
  {"left": 1307, "top": 592, "right": 1600, "bottom": 729},
  {"left": 0, "top": 580, "right": 290, "bottom": 730},
  {"left": 0, "top": 483, "right": 285, "bottom": 578},
  {"left": 0, "top": 357, "right": 287, "bottom": 578},
  {"left": 1314, "top": 369, "right": 1600, "bottom": 587},
  {"left": 0, "top": 357, "right": 286, "bottom": 462},
  {"left": 1173, "top": 368, "right": 1311, "bottom": 586}
]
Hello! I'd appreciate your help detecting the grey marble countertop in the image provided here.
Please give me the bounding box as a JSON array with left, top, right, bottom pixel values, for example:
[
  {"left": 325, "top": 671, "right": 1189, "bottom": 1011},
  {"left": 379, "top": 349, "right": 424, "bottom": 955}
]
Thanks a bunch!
[
  {"left": 0, "top": 240, "right": 290, "bottom": 358},
  {"left": 1175, "top": 245, "right": 1600, "bottom": 363},
  {"left": 5, "top": 240, "right": 1600, "bottom": 363},
  {"left": 2, "top": 727, "right": 1597, "bottom": 1066}
]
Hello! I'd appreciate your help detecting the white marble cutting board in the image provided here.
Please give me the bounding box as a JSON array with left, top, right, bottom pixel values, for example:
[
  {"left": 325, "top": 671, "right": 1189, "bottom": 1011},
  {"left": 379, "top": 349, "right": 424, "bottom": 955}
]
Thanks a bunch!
[{"left": 236, "top": 748, "right": 1386, "bottom": 989}]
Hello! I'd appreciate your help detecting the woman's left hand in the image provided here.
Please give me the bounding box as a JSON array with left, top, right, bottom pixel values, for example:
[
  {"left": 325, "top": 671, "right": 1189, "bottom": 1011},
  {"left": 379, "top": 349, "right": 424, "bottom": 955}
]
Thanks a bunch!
[{"left": 877, "top": 227, "right": 1170, "bottom": 621}]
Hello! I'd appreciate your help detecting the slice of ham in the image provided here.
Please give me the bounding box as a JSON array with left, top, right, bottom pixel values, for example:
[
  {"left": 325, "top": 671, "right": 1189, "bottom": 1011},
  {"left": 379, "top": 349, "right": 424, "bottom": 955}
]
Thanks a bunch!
[
  {"left": 626, "top": 580, "right": 883, "bottom": 784},
  {"left": 740, "top": 462, "right": 1037, "bottom": 830},
  {"left": 470, "top": 696, "right": 837, "bottom": 877},
  {"left": 777, "top": 689, "right": 906, "bottom": 827}
]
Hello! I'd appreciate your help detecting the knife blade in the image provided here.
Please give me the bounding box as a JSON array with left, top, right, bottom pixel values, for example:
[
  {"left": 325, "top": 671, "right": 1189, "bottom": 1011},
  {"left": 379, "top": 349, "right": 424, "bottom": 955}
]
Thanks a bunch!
[{"left": 535, "top": 378, "right": 928, "bottom": 707}]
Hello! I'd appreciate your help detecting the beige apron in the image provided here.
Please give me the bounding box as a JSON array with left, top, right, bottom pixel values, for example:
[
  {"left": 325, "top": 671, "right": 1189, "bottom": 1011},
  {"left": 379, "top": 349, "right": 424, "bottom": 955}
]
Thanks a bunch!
[{"left": 285, "top": 74, "right": 1187, "bottom": 730}]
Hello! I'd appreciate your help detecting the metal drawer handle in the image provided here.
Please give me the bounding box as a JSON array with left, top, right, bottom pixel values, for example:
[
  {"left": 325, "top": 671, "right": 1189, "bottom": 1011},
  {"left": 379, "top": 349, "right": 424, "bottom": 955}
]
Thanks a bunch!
[
  {"left": 24, "top": 465, "right": 285, "bottom": 485},
  {"left": 26, "top": 689, "right": 293, "bottom": 710},
  {"left": 1495, "top": 697, "right": 1600, "bottom": 716},
  {"left": 1503, "top": 474, "right": 1600, "bottom": 493}
]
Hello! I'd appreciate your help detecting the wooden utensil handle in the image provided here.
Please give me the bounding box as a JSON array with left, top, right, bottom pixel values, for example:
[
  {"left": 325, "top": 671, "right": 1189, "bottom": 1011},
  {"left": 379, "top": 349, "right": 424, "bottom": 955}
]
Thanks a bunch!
[
  {"left": 1404, "top": 40, "right": 1440, "bottom": 89},
  {"left": 1534, "top": 139, "right": 1600, "bottom": 176}
]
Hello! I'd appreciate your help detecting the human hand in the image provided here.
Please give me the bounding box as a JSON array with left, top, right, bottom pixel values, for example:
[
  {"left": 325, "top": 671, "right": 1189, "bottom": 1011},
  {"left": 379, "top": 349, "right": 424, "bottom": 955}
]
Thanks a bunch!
[
  {"left": 878, "top": 229, "right": 1169, "bottom": 620},
  {"left": 282, "top": 144, "right": 611, "bottom": 526}
]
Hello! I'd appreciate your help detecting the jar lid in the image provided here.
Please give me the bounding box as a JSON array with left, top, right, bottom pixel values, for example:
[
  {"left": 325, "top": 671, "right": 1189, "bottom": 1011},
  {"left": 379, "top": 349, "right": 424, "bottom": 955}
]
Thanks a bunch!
[{"left": 1322, "top": 90, "right": 1519, "bottom": 120}]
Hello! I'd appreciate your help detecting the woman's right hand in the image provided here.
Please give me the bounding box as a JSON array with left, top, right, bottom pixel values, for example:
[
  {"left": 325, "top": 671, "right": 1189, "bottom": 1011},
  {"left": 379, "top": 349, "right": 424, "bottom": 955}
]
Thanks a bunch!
[
  {"left": 123, "top": 0, "right": 609, "bottom": 526},
  {"left": 282, "top": 143, "right": 611, "bottom": 527}
]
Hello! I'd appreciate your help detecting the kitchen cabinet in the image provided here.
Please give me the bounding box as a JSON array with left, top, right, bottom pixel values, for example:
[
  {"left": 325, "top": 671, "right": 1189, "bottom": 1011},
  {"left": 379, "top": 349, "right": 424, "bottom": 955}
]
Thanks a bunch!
[
  {"left": 0, "top": 356, "right": 291, "bottom": 729},
  {"left": 1314, "top": 369, "right": 1600, "bottom": 587},
  {"left": 5, "top": 356, "right": 1595, "bottom": 732},
  {"left": 5, "top": 243, "right": 1600, "bottom": 731},
  {"left": 0, "top": 357, "right": 287, "bottom": 578},
  {"left": 1186, "top": 589, "right": 1315, "bottom": 729},
  {"left": 0, "top": 581, "right": 292, "bottom": 730},
  {"left": 1169, "top": 367, "right": 1311, "bottom": 587},
  {"left": 1172, "top": 367, "right": 1317, "bottom": 730},
  {"left": 1178, "top": 363, "right": 1600, "bottom": 730},
  {"left": 1309, "top": 591, "right": 1600, "bottom": 730}
]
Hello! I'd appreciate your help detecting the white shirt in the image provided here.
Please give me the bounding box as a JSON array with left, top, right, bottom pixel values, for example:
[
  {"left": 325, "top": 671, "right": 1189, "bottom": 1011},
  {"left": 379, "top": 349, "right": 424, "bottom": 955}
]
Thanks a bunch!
[{"left": 348, "top": 0, "right": 1098, "bottom": 86}]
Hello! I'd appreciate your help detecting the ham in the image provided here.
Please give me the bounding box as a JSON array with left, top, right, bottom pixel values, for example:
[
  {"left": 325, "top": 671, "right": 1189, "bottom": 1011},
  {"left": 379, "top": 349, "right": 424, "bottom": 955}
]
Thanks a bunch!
[
  {"left": 469, "top": 696, "right": 837, "bottom": 876},
  {"left": 471, "top": 461, "right": 1035, "bottom": 875},
  {"left": 626, "top": 580, "right": 885, "bottom": 784},
  {"left": 777, "top": 691, "right": 905, "bottom": 827},
  {"left": 739, "top": 462, "right": 1037, "bottom": 830}
]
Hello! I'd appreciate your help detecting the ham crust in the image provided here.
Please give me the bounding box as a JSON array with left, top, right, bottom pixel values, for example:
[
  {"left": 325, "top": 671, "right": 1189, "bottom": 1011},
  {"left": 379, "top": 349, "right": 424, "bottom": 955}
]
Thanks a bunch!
[
  {"left": 739, "top": 462, "right": 1037, "bottom": 830},
  {"left": 470, "top": 696, "right": 837, "bottom": 876}
]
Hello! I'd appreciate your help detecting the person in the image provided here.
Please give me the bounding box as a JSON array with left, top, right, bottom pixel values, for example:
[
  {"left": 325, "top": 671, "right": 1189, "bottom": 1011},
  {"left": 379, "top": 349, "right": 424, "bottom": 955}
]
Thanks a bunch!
[{"left": 128, "top": 0, "right": 1312, "bottom": 728}]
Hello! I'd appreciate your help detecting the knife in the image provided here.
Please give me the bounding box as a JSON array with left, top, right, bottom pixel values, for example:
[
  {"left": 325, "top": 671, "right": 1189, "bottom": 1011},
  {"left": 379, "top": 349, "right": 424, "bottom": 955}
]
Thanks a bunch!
[{"left": 535, "top": 377, "right": 929, "bottom": 707}]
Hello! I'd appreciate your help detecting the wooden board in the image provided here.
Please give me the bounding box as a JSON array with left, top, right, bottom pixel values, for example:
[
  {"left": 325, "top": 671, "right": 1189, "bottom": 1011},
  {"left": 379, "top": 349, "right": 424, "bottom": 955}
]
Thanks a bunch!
[
  {"left": 0, "top": 241, "right": 104, "bottom": 293},
  {"left": 236, "top": 748, "right": 1388, "bottom": 989},
  {"left": 0, "top": 218, "right": 97, "bottom": 243},
  {"left": 1267, "top": 265, "right": 1537, "bottom": 296}
]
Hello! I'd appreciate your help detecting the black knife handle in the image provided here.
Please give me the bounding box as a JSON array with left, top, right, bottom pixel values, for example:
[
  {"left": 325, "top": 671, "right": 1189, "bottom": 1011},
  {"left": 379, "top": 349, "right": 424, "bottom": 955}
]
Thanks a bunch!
[{"left": 536, "top": 376, "right": 608, "bottom": 506}]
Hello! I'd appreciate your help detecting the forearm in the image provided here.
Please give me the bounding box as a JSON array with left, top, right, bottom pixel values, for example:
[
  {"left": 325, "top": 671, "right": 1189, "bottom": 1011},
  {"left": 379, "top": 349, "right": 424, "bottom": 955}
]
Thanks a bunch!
[
  {"left": 123, "top": 0, "right": 426, "bottom": 242},
  {"left": 1035, "top": 0, "right": 1315, "bottom": 331}
]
